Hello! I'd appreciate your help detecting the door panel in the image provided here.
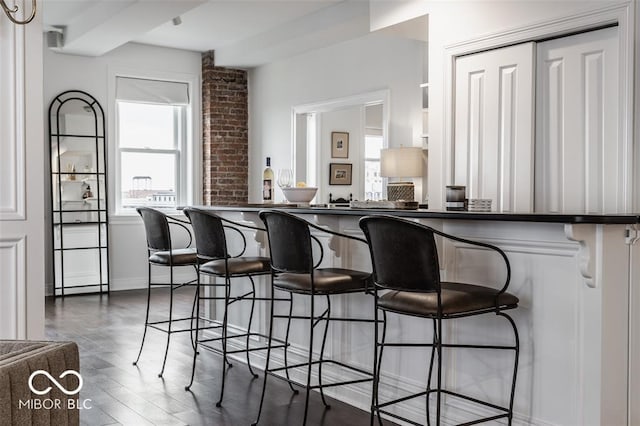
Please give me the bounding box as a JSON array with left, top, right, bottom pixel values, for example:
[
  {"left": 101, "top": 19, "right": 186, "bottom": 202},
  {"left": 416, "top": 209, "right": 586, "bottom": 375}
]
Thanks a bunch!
[
  {"left": 454, "top": 42, "right": 535, "bottom": 212},
  {"left": 0, "top": 9, "right": 44, "bottom": 339},
  {"left": 535, "top": 27, "right": 619, "bottom": 213}
]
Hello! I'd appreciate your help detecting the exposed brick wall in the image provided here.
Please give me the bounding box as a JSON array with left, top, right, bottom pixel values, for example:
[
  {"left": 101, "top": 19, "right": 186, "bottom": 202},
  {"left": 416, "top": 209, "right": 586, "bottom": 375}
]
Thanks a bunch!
[{"left": 202, "top": 51, "right": 248, "bottom": 205}]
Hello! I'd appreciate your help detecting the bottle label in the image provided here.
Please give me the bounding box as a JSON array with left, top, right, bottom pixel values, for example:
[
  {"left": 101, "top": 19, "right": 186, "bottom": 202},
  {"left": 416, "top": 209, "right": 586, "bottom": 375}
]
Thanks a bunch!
[{"left": 263, "top": 179, "right": 272, "bottom": 201}]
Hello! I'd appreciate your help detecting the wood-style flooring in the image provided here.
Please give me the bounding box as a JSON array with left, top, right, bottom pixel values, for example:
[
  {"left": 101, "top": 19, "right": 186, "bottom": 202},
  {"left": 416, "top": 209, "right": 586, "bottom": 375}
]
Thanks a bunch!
[{"left": 45, "top": 288, "right": 381, "bottom": 426}]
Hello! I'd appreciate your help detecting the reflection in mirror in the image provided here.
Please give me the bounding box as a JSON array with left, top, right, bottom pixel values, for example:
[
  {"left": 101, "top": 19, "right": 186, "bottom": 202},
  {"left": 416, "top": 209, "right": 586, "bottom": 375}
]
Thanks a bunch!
[
  {"left": 49, "top": 90, "right": 109, "bottom": 296},
  {"left": 292, "top": 90, "right": 389, "bottom": 203}
]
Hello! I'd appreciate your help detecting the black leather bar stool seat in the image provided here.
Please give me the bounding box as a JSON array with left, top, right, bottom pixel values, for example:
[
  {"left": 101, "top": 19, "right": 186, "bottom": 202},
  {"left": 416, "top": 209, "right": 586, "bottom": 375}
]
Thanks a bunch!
[
  {"left": 359, "top": 215, "right": 520, "bottom": 426},
  {"left": 199, "top": 256, "right": 270, "bottom": 276},
  {"left": 379, "top": 282, "right": 518, "bottom": 318},
  {"left": 274, "top": 268, "right": 370, "bottom": 295},
  {"left": 148, "top": 248, "right": 198, "bottom": 266}
]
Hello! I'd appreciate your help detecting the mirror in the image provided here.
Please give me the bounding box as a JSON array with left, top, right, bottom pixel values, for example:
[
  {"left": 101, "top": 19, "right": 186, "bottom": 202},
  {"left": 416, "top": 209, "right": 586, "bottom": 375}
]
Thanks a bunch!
[
  {"left": 292, "top": 90, "right": 389, "bottom": 204},
  {"left": 49, "top": 90, "right": 109, "bottom": 296}
]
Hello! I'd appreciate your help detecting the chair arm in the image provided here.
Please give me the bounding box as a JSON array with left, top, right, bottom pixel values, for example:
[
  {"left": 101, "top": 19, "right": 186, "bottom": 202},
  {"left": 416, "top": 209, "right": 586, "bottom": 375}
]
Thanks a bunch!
[
  {"left": 218, "top": 216, "right": 266, "bottom": 258},
  {"left": 305, "top": 220, "right": 368, "bottom": 270},
  {"left": 167, "top": 215, "right": 194, "bottom": 248},
  {"left": 431, "top": 228, "right": 511, "bottom": 295}
]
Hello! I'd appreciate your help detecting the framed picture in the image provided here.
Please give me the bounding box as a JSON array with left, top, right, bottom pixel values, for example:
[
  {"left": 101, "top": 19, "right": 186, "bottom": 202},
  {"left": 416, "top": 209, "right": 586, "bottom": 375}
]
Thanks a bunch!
[
  {"left": 331, "top": 131, "right": 349, "bottom": 158},
  {"left": 329, "top": 163, "right": 352, "bottom": 185}
]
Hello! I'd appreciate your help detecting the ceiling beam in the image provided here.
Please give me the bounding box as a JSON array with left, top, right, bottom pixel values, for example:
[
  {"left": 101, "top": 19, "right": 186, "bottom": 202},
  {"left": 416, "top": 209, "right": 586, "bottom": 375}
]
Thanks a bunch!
[{"left": 57, "top": 1, "right": 206, "bottom": 56}]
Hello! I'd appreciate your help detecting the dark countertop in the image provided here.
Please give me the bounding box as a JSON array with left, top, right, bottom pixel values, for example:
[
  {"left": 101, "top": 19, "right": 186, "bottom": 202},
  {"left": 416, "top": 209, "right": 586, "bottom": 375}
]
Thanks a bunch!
[{"left": 190, "top": 204, "right": 640, "bottom": 225}]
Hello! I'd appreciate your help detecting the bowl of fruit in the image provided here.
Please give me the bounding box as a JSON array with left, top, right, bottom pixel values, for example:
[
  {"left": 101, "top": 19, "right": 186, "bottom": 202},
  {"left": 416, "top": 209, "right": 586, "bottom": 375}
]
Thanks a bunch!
[{"left": 281, "top": 182, "right": 318, "bottom": 203}]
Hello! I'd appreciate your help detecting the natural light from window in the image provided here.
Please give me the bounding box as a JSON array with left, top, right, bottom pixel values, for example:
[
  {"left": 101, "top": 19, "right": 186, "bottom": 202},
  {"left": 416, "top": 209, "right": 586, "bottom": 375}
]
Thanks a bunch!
[
  {"left": 117, "top": 102, "right": 184, "bottom": 211},
  {"left": 364, "top": 135, "right": 383, "bottom": 200}
]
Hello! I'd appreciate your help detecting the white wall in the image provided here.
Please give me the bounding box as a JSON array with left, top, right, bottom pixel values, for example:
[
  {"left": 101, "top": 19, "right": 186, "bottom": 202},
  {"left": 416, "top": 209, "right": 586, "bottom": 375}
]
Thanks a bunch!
[
  {"left": 319, "top": 106, "right": 362, "bottom": 202},
  {"left": 43, "top": 42, "right": 202, "bottom": 293},
  {"left": 248, "top": 32, "right": 425, "bottom": 203}
]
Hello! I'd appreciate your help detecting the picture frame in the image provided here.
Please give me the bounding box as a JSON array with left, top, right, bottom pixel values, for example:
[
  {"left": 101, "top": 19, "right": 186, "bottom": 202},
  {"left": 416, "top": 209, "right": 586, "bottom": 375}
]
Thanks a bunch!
[
  {"left": 329, "top": 163, "right": 352, "bottom": 185},
  {"left": 331, "top": 131, "right": 349, "bottom": 158}
]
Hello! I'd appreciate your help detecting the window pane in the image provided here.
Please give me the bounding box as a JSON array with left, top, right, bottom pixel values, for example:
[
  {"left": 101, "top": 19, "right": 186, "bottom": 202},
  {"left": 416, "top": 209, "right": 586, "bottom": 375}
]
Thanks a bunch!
[
  {"left": 118, "top": 102, "right": 177, "bottom": 149},
  {"left": 364, "top": 160, "right": 383, "bottom": 200},
  {"left": 365, "top": 135, "right": 383, "bottom": 159},
  {"left": 120, "top": 152, "right": 176, "bottom": 209}
]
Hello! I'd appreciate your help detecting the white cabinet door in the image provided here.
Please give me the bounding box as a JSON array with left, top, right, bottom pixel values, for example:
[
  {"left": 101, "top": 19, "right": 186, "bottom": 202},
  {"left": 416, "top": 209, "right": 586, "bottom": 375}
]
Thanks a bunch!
[
  {"left": 454, "top": 42, "right": 535, "bottom": 212},
  {"left": 535, "top": 26, "right": 620, "bottom": 213}
]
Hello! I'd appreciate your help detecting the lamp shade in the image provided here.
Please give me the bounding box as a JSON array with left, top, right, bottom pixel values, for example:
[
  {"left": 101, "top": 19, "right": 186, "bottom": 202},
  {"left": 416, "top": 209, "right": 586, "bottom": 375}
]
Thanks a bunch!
[{"left": 380, "top": 147, "right": 423, "bottom": 178}]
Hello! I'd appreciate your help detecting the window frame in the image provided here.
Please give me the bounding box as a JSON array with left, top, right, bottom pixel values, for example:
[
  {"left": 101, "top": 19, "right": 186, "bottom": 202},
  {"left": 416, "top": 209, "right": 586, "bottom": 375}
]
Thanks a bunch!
[{"left": 110, "top": 70, "right": 199, "bottom": 217}]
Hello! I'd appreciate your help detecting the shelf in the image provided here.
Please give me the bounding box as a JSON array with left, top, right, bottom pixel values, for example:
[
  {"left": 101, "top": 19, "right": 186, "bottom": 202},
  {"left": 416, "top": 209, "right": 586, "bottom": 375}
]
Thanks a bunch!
[
  {"left": 53, "top": 209, "right": 107, "bottom": 213},
  {"left": 53, "top": 221, "right": 108, "bottom": 226},
  {"left": 52, "top": 134, "right": 105, "bottom": 139},
  {"left": 54, "top": 246, "right": 108, "bottom": 251}
]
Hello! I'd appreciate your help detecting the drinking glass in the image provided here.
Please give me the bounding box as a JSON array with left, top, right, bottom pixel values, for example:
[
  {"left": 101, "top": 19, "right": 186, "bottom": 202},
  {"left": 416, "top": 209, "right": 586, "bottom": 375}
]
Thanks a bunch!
[{"left": 277, "top": 169, "right": 293, "bottom": 189}]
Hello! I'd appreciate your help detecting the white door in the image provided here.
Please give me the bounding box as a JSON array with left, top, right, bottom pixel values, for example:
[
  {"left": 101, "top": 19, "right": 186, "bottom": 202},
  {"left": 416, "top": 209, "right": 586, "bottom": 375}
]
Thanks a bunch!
[
  {"left": 454, "top": 42, "right": 535, "bottom": 212},
  {"left": 0, "top": 8, "right": 45, "bottom": 339},
  {"left": 535, "top": 26, "right": 620, "bottom": 213}
]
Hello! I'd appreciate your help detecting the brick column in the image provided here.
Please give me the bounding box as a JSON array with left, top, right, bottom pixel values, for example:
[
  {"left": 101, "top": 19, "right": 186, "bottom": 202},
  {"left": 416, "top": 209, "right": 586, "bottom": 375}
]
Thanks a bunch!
[{"left": 202, "top": 51, "right": 248, "bottom": 205}]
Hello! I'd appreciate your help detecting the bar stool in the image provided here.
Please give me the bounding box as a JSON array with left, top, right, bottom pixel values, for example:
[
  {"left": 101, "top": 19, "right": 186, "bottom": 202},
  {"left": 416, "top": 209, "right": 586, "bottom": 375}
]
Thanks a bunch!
[
  {"left": 253, "top": 210, "right": 375, "bottom": 426},
  {"left": 133, "top": 207, "right": 198, "bottom": 377},
  {"left": 359, "top": 215, "right": 519, "bottom": 425},
  {"left": 182, "top": 207, "right": 290, "bottom": 407}
]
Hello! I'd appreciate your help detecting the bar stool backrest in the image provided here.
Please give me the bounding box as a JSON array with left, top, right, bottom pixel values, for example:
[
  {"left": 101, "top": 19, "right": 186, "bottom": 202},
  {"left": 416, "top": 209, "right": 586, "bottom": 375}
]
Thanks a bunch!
[
  {"left": 137, "top": 207, "right": 171, "bottom": 252},
  {"left": 259, "top": 210, "right": 313, "bottom": 274},
  {"left": 359, "top": 215, "right": 441, "bottom": 293},
  {"left": 183, "top": 208, "right": 227, "bottom": 260}
]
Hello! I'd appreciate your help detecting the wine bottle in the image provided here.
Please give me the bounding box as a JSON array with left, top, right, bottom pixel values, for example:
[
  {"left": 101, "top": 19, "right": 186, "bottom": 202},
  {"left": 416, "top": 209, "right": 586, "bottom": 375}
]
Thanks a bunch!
[{"left": 262, "top": 157, "right": 274, "bottom": 203}]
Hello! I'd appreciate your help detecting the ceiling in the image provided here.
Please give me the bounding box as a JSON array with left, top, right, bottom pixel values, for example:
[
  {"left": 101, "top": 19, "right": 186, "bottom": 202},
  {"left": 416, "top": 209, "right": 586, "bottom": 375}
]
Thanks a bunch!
[{"left": 41, "top": 0, "right": 392, "bottom": 67}]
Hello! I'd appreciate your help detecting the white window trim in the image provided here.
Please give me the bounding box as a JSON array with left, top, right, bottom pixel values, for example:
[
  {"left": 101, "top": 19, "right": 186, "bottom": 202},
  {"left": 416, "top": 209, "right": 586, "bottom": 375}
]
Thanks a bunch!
[{"left": 108, "top": 67, "right": 201, "bottom": 217}]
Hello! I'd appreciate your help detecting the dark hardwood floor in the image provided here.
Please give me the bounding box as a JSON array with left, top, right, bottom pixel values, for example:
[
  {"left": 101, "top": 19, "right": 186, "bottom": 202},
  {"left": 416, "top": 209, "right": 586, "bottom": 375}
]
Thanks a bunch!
[{"left": 45, "top": 288, "right": 381, "bottom": 426}]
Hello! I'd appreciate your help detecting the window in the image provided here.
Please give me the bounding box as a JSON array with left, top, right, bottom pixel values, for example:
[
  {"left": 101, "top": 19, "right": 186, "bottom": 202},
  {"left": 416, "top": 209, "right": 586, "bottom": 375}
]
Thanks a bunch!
[
  {"left": 364, "top": 135, "right": 383, "bottom": 200},
  {"left": 115, "top": 77, "right": 190, "bottom": 212}
]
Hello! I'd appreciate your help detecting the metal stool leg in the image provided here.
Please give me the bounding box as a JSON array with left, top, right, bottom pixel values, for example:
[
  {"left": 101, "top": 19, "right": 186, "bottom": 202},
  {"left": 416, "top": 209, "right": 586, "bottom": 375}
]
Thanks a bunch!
[
  {"left": 251, "top": 281, "right": 276, "bottom": 426},
  {"left": 498, "top": 312, "right": 520, "bottom": 425},
  {"left": 158, "top": 266, "right": 175, "bottom": 378},
  {"left": 189, "top": 265, "right": 199, "bottom": 351},
  {"left": 133, "top": 262, "right": 152, "bottom": 366},
  {"left": 185, "top": 271, "right": 201, "bottom": 391},
  {"left": 216, "top": 277, "right": 232, "bottom": 407},
  {"left": 435, "top": 316, "right": 442, "bottom": 426},
  {"left": 317, "top": 295, "right": 331, "bottom": 409},
  {"left": 283, "top": 292, "right": 298, "bottom": 393},
  {"left": 301, "top": 293, "right": 316, "bottom": 425},
  {"left": 370, "top": 300, "right": 379, "bottom": 426},
  {"left": 426, "top": 319, "right": 437, "bottom": 426},
  {"left": 245, "top": 275, "right": 259, "bottom": 378},
  {"left": 375, "top": 310, "right": 387, "bottom": 426}
]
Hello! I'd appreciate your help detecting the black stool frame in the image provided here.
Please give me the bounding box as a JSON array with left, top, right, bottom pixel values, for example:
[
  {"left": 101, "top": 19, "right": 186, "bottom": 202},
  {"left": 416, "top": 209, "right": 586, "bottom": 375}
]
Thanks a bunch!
[
  {"left": 253, "top": 210, "right": 376, "bottom": 426},
  {"left": 182, "top": 208, "right": 291, "bottom": 406},
  {"left": 360, "top": 215, "right": 519, "bottom": 426},
  {"left": 133, "top": 207, "right": 199, "bottom": 378}
]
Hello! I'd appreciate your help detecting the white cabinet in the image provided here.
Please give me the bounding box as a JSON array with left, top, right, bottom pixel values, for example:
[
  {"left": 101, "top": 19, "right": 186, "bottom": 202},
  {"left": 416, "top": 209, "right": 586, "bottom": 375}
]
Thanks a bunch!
[
  {"left": 453, "top": 27, "right": 622, "bottom": 214},
  {"left": 453, "top": 42, "right": 535, "bottom": 212},
  {"left": 535, "top": 26, "right": 621, "bottom": 213}
]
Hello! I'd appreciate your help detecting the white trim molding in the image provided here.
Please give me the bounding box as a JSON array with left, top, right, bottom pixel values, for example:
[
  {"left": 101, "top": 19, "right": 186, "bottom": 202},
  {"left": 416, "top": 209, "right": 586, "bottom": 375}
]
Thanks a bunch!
[{"left": 0, "top": 8, "right": 26, "bottom": 221}]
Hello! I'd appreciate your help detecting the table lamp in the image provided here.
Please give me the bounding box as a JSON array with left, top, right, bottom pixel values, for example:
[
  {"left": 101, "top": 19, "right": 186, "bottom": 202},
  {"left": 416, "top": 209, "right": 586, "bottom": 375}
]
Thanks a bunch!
[{"left": 380, "top": 146, "right": 423, "bottom": 201}]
